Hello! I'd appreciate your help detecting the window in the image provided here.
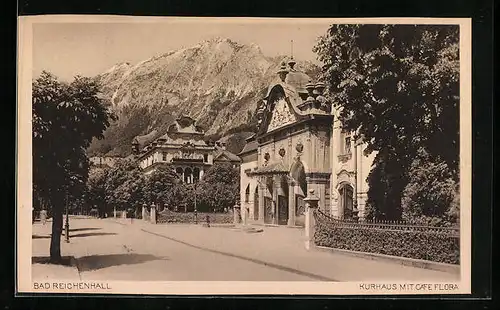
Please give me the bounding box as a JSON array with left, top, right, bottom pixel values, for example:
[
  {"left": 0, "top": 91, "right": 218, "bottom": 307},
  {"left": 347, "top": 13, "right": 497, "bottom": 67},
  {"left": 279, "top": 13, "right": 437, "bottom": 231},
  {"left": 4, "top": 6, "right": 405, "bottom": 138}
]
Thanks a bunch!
[
  {"left": 184, "top": 167, "right": 192, "bottom": 184},
  {"left": 162, "top": 152, "right": 167, "bottom": 161},
  {"left": 344, "top": 136, "right": 351, "bottom": 154},
  {"left": 203, "top": 154, "right": 208, "bottom": 162},
  {"left": 193, "top": 168, "right": 200, "bottom": 183}
]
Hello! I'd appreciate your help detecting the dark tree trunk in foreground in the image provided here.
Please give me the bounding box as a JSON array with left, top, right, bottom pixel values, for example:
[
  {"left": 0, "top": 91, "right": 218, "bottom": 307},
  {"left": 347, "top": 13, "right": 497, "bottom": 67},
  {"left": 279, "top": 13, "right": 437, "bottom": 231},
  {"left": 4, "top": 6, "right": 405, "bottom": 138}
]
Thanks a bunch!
[{"left": 50, "top": 204, "right": 63, "bottom": 263}]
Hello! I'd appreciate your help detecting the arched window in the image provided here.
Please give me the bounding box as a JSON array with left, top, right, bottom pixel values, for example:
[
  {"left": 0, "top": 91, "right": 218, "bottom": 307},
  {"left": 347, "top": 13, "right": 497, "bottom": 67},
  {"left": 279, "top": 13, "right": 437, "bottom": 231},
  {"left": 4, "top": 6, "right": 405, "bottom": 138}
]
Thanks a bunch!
[
  {"left": 184, "top": 167, "right": 193, "bottom": 184},
  {"left": 339, "top": 183, "right": 354, "bottom": 219},
  {"left": 245, "top": 184, "right": 250, "bottom": 203},
  {"left": 176, "top": 167, "right": 184, "bottom": 179},
  {"left": 193, "top": 168, "right": 200, "bottom": 183}
]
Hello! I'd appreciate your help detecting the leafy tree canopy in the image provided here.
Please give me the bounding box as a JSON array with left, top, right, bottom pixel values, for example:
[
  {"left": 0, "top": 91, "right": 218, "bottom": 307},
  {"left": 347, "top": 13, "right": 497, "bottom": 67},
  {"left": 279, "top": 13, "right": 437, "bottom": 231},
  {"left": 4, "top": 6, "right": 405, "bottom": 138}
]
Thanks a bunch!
[
  {"left": 144, "top": 166, "right": 181, "bottom": 206},
  {"left": 314, "top": 24, "right": 459, "bottom": 174},
  {"left": 32, "top": 71, "right": 116, "bottom": 261}
]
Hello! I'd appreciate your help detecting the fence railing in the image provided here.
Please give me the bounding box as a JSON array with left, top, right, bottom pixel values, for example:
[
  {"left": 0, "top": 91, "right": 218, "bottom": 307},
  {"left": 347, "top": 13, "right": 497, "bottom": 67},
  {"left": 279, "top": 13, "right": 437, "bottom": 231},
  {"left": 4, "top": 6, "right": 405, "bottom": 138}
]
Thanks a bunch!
[{"left": 314, "top": 209, "right": 460, "bottom": 236}]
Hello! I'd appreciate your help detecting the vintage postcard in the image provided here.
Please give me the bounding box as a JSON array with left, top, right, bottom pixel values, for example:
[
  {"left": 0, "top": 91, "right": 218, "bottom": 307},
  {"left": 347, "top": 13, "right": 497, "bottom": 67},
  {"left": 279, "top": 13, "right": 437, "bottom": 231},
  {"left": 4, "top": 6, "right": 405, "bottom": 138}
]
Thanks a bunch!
[{"left": 17, "top": 16, "right": 471, "bottom": 295}]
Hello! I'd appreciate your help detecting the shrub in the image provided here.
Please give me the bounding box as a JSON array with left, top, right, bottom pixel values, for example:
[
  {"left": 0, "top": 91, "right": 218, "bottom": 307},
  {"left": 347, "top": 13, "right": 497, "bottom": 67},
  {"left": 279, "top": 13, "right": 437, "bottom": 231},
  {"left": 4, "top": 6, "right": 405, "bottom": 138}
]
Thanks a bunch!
[
  {"left": 157, "top": 210, "right": 233, "bottom": 224},
  {"left": 314, "top": 221, "right": 459, "bottom": 264}
]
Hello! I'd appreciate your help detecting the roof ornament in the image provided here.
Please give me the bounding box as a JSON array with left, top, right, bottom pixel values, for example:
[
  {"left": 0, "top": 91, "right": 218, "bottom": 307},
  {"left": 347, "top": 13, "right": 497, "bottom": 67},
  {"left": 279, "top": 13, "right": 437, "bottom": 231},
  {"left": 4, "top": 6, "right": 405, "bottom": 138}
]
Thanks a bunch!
[
  {"left": 298, "top": 80, "right": 332, "bottom": 113},
  {"left": 277, "top": 61, "right": 289, "bottom": 82},
  {"left": 288, "top": 40, "right": 296, "bottom": 71}
]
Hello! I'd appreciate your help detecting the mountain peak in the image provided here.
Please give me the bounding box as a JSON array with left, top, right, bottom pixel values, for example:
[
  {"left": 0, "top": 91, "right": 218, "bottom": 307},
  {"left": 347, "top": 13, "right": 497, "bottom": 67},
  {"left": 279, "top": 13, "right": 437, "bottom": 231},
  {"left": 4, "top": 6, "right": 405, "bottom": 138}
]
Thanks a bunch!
[{"left": 89, "top": 39, "right": 321, "bottom": 157}]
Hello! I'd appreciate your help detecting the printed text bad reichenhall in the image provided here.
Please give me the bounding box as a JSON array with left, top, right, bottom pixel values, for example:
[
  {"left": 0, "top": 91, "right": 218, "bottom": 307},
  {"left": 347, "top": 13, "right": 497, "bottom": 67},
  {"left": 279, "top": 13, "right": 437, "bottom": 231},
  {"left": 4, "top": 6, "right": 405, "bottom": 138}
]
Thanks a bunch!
[{"left": 33, "top": 282, "right": 111, "bottom": 290}]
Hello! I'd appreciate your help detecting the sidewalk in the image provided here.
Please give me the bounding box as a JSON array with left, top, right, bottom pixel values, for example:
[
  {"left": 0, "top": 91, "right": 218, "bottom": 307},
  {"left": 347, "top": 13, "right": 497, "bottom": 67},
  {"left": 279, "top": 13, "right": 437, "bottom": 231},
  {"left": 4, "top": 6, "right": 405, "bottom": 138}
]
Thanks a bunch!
[
  {"left": 32, "top": 222, "right": 81, "bottom": 281},
  {"left": 118, "top": 218, "right": 460, "bottom": 282}
]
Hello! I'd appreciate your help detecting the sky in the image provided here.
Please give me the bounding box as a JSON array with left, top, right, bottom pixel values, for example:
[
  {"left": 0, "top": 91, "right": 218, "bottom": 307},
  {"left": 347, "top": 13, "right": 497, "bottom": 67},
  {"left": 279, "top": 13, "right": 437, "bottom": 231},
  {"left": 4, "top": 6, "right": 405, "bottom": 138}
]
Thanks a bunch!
[{"left": 32, "top": 18, "right": 335, "bottom": 82}]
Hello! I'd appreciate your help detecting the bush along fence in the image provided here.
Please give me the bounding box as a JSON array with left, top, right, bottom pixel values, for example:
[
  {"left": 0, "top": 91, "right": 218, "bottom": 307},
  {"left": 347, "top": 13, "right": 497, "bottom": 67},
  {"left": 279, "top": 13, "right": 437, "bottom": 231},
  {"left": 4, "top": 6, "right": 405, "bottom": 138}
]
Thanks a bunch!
[
  {"left": 313, "top": 208, "right": 460, "bottom": 265},
  {"left": 156, "top": 209, "right": 234, "bottom": 225}
]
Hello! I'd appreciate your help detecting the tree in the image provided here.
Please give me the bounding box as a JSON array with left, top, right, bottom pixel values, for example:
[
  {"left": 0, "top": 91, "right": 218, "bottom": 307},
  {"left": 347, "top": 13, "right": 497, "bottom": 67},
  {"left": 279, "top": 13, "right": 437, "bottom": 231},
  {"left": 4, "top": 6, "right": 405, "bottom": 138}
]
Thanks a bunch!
[
  {"left": 33, "top": 71, "right": 116, "bottom": 262},
  {"left": 86, "top": 167, "right": 109, "bottom": 217},
  {"left": 104, "top": 160, "right": 146, "bottom": 213},
  {"left": 314, "top": 25, "right": 459, "bottom": 219},
  {"left": 401, "top": 148, "right": 459, "bottom": 226},
  {"left": 144, "top": 166, "right": 181, "bottom": 207},
  {"left": 197, "top": 163, "right": 239, "bottom": 212}
]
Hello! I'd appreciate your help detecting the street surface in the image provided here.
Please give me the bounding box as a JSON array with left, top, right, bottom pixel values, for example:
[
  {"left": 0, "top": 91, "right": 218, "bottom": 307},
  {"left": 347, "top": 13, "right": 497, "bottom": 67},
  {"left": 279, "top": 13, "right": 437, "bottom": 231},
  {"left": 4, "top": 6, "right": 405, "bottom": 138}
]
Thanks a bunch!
[{"left": 32, "top": 217, "right": 460, "bottom": 282}]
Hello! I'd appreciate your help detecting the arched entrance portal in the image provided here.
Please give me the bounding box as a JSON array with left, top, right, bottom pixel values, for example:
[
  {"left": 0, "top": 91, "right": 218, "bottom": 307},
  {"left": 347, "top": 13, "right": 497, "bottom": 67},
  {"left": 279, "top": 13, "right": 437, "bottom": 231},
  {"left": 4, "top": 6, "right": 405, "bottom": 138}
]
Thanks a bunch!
[
  {"left": 253, "top": 186, "right": 259, "bottom": 220},
  {"left": 290, "top": 160, "right": 307, "bottom": 226},
  {"left": 338, "top": 182, "right": 354, "bottom": 219}
]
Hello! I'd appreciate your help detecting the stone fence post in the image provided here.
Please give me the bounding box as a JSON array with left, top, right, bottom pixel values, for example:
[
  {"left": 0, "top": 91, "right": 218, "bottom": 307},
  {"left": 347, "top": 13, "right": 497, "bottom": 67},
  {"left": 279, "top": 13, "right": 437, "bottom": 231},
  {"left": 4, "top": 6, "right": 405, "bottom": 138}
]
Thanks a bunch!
[
  {"left": 242, "top": 206, "right": 248, "bottom": 226},
  {"left": 142, "top": 204, "right": 147, "bottom": 221},
  {"left": 150, "top": 203, "right": 157, "bottom": 224},
  {"left": 303, "top": 189, "right": 319, "bottom": 250},
  {"left": 233, "top": 204, "right": 241, "bottom": 225}
]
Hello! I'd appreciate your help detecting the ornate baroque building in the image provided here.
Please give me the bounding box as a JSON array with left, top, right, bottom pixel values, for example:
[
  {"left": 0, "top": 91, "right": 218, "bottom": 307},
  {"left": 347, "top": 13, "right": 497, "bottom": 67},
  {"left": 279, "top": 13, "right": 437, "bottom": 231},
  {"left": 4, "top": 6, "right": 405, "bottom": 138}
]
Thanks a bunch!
[
  {"left": 132, "top": 115, "right": 241, "bottom": 182},
  {"left": 239, "top": 58, "right": 375, "bottom": 226}
]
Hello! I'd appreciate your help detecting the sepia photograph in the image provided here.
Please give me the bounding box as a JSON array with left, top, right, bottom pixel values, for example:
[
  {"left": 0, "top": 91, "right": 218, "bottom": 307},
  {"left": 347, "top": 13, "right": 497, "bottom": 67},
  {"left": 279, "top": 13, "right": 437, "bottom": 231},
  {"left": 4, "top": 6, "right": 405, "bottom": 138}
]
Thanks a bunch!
[{"left": 17, "top": 16, "right": 471, "bottom": 295}]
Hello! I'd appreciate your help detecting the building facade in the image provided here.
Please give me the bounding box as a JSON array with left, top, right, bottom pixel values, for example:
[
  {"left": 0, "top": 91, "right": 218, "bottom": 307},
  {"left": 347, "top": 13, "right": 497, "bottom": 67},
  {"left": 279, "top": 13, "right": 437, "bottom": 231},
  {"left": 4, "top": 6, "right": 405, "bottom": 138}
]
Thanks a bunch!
[
  {"left": 239, "top": 58, "right": 375, "bottom": 226},
  {"left": 132, "top": 115, "right": 240, "bottom": 182},
  {"left": 89, "top": 156, "right": 122, "bottom": 168}
]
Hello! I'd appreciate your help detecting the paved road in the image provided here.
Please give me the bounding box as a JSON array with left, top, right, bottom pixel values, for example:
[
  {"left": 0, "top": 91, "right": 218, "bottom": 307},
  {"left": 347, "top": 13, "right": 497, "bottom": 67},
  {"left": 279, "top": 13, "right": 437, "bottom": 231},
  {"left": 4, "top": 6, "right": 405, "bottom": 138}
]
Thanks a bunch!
[{"left": 32, "top": 217, "right": 460, "bottom": 282}]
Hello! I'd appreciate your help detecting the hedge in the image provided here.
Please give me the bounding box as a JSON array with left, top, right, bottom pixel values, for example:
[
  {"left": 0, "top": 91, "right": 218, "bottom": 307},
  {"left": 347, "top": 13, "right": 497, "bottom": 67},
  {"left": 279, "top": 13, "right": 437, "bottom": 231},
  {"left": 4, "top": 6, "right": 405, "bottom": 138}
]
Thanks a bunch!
[
  {"left": 157, "top": 210, "right": 234, "bottom": 224},
  {"left": 314, "top": 223, "right": 460, "bottom": 265}
]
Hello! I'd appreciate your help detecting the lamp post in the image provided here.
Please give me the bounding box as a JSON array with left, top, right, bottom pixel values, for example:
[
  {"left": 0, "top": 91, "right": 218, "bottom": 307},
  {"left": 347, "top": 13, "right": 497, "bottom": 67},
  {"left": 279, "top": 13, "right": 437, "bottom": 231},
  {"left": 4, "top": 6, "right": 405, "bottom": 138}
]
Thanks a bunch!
[
  {"left": 65, "top": 191, "right": 70, "bottom": 243},
  {"left": 194, "top": 182, "right": 198, "bottom": 224},
  {"left": 352, "top": 134, "right": 360, "bottom": 222}
]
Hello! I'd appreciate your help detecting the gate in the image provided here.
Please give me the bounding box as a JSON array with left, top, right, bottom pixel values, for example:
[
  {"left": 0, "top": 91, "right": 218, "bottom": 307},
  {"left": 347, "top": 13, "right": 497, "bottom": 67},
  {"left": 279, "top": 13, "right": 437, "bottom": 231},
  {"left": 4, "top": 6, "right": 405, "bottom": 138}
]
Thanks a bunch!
[
  {"left": 277, "top": 195, "right": 288, "bottom": 225},
  {"left": 264, "top": 197, "right": 273, "bottom": 224}
]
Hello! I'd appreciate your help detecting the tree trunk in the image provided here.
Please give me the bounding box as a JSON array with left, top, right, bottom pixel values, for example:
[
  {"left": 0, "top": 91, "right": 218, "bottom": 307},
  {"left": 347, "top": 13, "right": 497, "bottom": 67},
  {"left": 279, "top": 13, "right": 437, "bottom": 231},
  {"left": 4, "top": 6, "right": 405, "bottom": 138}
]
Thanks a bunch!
[{"left": 50, "top": 205, "right": 63, "bottom": 263}]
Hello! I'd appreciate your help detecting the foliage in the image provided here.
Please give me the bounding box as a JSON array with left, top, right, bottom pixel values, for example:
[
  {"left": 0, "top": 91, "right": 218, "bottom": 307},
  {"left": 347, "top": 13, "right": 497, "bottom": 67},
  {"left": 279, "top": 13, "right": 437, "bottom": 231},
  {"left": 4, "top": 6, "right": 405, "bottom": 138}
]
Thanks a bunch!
[
  {"left": 364, "top": 150, "right": 406, "bottom": 221},
  {"left": 33, "top": 71, "right": 116, "bottom": 202},
  {"left": 314, "top": 25, "right": 460, "bottom": 219},
  {"left": 144, "top": 166, "right": 181, "bottom": 206},
  {"left": 86, "top": 167, "right": 109, "bottom": 217},
  {"left": 32, "top": 71, "right": 115, "bottom": 261},
  {"left": 197, "top": 163, "right": 240, "bottom": 212},
  {"left": 314, "top": 221, "right": 459, "bottom": 264},
  {"left": 167, "top": 182, "right": 196, "bottom": 211},
  {"left": 157, "top": 210, "right": 233, "bottom": 224},
  {"left": 104, "top": 160, "right": 146, "bottom": 210},
  {"left": 401, "top": 148, "right": 460, "bottom": 226}
]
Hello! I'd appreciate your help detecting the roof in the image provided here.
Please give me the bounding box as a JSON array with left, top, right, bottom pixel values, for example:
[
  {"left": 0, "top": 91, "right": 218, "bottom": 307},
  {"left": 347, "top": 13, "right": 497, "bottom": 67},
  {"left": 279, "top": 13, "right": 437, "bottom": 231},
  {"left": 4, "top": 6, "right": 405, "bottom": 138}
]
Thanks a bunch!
[
  {"left": 250, "top": 161, "right": 289, "bottom": 175},
  {"left": 239, "top": 140, "right": 258, "bottom": 155},
  {"left": 133, "top": 130, "right": 158, "bottom": 147},
  {"left": 213, "top": 149, "right": 241, "bottom": 162},
  {"left": 284, "top": 70, "right": 311, "bottom": 93},
  {"left": 167, "top": 115, "right": 205, "bottom": 135}
]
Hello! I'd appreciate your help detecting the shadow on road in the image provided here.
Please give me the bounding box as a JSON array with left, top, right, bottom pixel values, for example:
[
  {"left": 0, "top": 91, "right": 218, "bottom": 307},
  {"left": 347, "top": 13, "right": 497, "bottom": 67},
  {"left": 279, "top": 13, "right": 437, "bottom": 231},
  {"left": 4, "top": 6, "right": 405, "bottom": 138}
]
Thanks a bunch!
[
  {"left": 33, "top": 231, "right": 116, "bottom": 239},
  {"left": 69, "top": 227, "right": 102, "bottom": 232},
  {"left": 32, "top": 256, "right": 74, "bottom": 266},
  {"left": 32, "top": 234, "right": 51, "bottom": 239},
  {"left": 65, "top": 232, "right": 118, "bottom": 238},
  {"left": 76, "top": 254, "right": 167, "bottom": 272}
]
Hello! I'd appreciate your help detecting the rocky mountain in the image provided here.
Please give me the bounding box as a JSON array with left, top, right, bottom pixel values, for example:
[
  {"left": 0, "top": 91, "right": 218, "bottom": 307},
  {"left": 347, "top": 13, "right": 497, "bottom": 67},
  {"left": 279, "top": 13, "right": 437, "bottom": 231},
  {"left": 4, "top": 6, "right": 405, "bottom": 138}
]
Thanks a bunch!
[{"left": 88, "top": 37, "right": 320, "bottom": 157}]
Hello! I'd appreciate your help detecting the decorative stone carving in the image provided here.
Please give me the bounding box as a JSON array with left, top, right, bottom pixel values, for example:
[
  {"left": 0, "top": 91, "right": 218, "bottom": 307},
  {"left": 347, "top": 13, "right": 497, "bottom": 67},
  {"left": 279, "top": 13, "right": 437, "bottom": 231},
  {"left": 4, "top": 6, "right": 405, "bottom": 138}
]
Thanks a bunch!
[
  {"left": 296, "top": 142, "right": 303, "bottom": 153},
  {"left": 338, "top": 153, "right": 352, "bottom": 163},
  {"left": 278, "top": 148, "right": 286, "bottom": 158},
  {"left": 267, "top": 98, "right": 296, "bottom": 132}
]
